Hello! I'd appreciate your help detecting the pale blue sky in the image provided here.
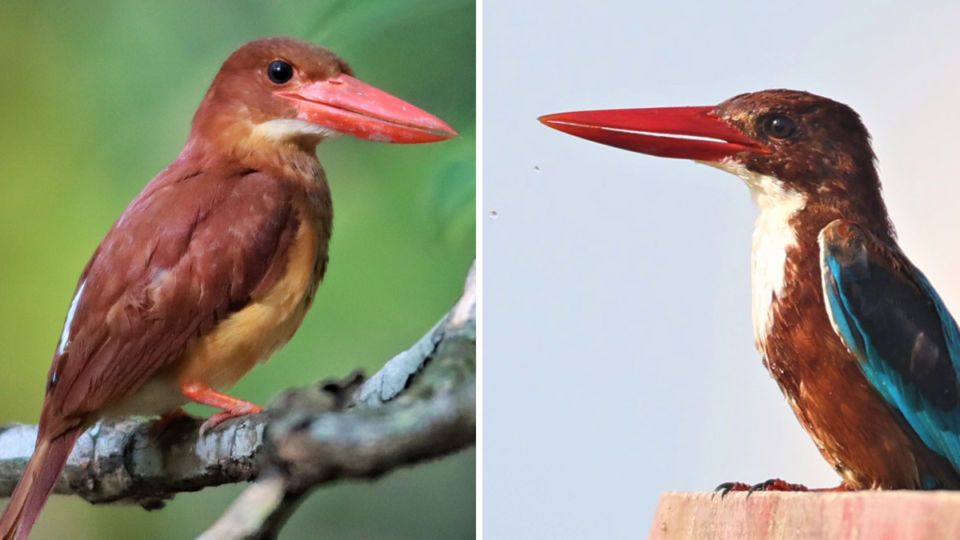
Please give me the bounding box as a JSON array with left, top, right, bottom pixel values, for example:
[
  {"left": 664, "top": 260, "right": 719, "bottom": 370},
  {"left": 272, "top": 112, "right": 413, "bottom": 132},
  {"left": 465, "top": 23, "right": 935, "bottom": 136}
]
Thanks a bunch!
[{"left": 483, "top": 1, "right": 960, "bottom": 537}]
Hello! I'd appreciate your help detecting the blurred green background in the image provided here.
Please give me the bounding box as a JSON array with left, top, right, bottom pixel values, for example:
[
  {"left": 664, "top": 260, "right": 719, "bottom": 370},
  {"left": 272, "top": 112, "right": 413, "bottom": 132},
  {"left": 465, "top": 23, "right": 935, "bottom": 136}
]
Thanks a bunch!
[{"left": 0, "top": 1, "right": 475, "bottom": 538}]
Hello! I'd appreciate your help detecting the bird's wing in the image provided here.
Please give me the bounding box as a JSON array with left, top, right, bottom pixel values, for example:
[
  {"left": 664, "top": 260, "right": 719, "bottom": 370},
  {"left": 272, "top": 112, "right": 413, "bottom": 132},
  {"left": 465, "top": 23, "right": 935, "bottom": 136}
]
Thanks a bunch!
[
  {"left": 42, "top": 166, "right": 304, "bottom": 432},
  {"left": 819, "top": 219, "right": 960, "bottom": 471}
]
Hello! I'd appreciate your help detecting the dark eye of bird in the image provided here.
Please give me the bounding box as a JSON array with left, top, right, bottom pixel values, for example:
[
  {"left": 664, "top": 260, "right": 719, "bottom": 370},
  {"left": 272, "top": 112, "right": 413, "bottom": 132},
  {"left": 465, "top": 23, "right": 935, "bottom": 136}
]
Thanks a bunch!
[
  {"left": 267, "top": 61, "right": 293, "bottom": 84},
  {"left": 763, "top": 115, "right": 797, "bottom": 140}
]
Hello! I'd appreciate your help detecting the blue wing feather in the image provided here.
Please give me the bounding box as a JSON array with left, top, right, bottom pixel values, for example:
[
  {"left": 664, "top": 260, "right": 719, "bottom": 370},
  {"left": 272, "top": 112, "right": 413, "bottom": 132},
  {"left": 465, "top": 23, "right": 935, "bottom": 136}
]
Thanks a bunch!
[{"left": 819, "top": 219, "right": 960, "bottom": 476}]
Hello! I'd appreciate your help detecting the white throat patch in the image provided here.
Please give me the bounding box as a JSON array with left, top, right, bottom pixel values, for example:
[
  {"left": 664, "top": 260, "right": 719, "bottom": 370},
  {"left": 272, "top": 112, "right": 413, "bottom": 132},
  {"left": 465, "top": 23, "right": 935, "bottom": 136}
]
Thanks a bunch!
[
  {"left": 702, "top": 160, "right": 807, "bottom": 347},
  {"left": 252, "top": 118, "right": 339, "bottom": 142}
]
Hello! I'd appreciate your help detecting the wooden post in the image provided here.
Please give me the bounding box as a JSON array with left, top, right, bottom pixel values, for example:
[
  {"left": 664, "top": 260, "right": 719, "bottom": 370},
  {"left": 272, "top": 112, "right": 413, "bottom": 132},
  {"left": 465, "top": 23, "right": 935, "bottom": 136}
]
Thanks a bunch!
[{"left": 649, "top": 491, "right": 960, "bottom": 539}]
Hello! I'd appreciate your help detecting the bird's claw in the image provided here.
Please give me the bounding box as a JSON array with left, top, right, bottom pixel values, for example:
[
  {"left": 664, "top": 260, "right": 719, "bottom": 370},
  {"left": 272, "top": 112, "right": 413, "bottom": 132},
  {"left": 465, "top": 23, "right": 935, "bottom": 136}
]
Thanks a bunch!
[
  {"left": 715, "top": 478, "right": 809, "bottom": 498},
  {"left": 197, "top": 405, "right": 263, "bottom": 437},
  {"left": 747, "top": 478, "right": 808, "bottom": 496},
  {"left": 148, "top": 408, "right": 195, "bottom": 441},
  {"left": 715, "top": 482, "right": 750, "bottom": 497}
]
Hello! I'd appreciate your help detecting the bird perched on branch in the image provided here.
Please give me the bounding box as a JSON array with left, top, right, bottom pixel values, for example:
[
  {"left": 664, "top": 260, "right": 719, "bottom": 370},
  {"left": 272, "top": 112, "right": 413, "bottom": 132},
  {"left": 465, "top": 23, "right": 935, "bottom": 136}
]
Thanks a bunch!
[
  {"left": 0, "top": 37, "right": 456, "bottom": 539},
  {"left": 541, "top": 90, "right": 960, "bottom": 492}
]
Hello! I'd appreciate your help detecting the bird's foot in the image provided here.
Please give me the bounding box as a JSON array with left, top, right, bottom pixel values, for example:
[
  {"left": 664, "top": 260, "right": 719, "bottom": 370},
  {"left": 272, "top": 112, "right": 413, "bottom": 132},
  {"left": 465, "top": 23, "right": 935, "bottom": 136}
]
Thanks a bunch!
[
  {"left": 148, "top": 408, "right": 195, "bottom": 441},
  {"left": 181, "top": 382, "right": 263, "bottom": 437},
  {"left": 198, "top": 407, "right": 262, "bottom": 437},
  {"left": 716, "top": 478, "right": 810, "bottom": 497}
]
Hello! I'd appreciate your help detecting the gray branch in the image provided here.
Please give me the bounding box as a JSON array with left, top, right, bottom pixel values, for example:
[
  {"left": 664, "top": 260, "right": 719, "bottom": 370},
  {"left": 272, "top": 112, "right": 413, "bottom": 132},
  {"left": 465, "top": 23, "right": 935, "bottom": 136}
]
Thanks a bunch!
[{"left": 0, "top": 261, "right": 476, "bottom": 538}]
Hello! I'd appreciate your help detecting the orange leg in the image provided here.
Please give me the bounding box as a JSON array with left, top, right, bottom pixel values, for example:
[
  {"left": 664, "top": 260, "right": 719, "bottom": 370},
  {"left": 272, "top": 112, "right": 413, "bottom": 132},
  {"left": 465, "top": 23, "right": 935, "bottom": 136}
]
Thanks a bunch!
[{"left": 181, "top": 382, "right": 263, "bottom": 436}]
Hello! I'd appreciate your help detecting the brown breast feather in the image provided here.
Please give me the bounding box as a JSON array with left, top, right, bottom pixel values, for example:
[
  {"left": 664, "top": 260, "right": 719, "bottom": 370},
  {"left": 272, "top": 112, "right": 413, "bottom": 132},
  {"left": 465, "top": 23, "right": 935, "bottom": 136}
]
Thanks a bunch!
[{"left": 41, "top": 165, "right": 314, "bottom": 436}]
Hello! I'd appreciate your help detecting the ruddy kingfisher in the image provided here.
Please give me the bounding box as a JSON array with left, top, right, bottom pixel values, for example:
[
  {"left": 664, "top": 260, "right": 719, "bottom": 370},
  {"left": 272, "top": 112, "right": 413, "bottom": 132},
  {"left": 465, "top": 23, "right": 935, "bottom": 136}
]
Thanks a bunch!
[
  {"left": 0, "top": 37, "right": 456, "bottom": 539},
  {"left": 541, "top": 90, "right": 960, "bottom": 492}
]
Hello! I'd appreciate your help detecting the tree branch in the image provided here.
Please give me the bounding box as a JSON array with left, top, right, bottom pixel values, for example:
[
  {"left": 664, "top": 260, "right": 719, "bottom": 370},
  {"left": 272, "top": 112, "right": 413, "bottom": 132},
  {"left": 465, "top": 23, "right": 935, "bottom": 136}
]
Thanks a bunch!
[{"left": 0, "top": 261, "right": 476, "bottom": 536}]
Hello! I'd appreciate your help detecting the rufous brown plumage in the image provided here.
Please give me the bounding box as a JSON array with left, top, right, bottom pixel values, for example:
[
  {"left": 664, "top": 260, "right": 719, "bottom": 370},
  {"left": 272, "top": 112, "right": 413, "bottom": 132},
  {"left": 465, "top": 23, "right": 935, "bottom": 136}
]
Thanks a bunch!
[{"left": 0, "top": 36, "right": 456, "bottom": 540}]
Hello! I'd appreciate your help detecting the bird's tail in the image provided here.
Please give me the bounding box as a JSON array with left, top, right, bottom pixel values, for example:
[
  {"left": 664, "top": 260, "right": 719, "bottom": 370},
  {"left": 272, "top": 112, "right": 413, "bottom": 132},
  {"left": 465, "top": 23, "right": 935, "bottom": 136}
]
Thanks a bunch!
[{"left": 0, "top": 428, "right": 82, "bottom": 540}]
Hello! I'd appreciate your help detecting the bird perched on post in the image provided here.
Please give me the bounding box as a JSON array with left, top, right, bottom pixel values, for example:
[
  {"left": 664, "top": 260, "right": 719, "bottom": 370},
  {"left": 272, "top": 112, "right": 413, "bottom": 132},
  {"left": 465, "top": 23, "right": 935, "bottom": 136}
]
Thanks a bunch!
[
  {"left": 0, "top": 37, "right": 456, "bottom": 539},
  {"left": 541, "top": 90, "right": 960, "bottom": 492}
]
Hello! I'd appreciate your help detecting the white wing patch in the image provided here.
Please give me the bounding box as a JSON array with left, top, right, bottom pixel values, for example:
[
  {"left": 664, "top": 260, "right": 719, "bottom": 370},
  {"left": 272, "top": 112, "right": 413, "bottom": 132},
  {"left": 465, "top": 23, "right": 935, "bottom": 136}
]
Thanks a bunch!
[
  {"left": 701, "top": 160, "right": 807, "bottom": 348},
  {"left": 58, "top": 280, "right": 86, "bottom": 355},
  {"left": 817, "top": 224, "right": 851, "bottom": 343}
]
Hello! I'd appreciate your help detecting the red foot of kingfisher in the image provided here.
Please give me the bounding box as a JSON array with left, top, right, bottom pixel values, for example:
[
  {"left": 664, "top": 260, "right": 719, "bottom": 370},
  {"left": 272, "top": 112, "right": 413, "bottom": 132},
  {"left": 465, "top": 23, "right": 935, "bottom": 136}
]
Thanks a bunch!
[{"left": 716, "top": 479, "right": 849, "bottom": 497}]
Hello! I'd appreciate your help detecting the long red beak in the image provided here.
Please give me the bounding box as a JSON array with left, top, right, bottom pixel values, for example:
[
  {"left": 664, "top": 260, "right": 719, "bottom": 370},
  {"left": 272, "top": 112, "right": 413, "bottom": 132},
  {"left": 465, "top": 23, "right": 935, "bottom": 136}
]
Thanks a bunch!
[
  {"left": 539, "top": 106, "right": 769, "bottom": 161},
  {"left": 276, "top": 74, "right": 457, "bottom": 144}
]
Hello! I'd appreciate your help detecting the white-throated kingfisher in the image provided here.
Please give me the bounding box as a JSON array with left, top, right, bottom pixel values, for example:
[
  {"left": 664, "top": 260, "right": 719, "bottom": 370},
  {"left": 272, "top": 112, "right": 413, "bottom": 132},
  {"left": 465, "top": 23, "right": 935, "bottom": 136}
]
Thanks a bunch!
[
  {"left": 541, "top": 90, "right": 960, "bottom": 492},
  {"left": 0, "top": 37, "right": 456, "bottom": 539}
]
